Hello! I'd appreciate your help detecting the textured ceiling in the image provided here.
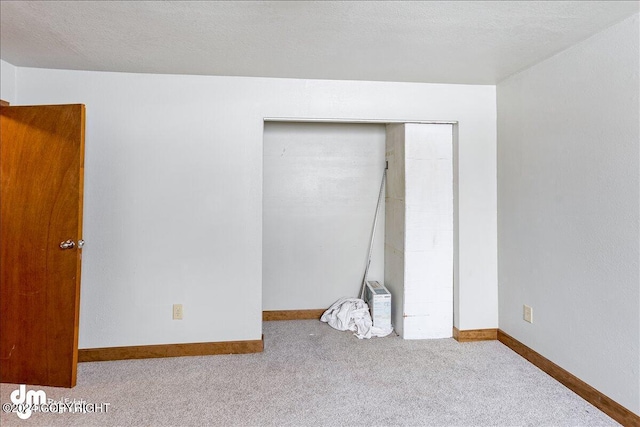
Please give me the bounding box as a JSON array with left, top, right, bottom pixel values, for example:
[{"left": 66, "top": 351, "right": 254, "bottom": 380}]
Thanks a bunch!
[{"left": 1, "top": 1, "right": 638, "bottom": 84}]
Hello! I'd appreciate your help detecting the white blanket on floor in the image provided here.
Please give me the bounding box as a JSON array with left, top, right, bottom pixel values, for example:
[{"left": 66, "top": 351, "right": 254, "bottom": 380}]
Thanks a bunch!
[{"left": 320, "top": 297, "right": 393, "bottom": 339}]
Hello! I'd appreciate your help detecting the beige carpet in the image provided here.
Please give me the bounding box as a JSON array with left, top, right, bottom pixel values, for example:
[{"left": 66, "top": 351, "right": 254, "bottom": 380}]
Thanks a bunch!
[{"left": 0, "top": 320, "right": 618, "bottom": 426}]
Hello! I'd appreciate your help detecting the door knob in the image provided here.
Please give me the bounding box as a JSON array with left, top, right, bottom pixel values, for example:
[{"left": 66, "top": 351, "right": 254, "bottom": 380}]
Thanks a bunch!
[{"left": 59, "top": 239, "right": 75, "bottom": 249}]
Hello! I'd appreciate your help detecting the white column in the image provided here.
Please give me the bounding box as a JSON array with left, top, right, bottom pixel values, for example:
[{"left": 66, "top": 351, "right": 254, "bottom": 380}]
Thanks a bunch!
[
  {"left": 385, "top": 123, "right": 453, "bottom": 339},
  {"left": 384, "top": 124, "right": 406, "bottom": 337}
]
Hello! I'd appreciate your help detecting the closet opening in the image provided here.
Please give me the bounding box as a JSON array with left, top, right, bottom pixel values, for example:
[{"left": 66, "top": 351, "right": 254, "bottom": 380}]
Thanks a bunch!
[{"left": 262, "top": 120, "right": 455, "bottom": 339}]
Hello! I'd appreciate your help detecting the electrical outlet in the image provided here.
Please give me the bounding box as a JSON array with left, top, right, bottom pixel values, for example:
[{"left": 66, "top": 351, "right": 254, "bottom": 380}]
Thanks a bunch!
[
  {"left": 523, "top": 305, "right": 533, "bottom": 323},
  {"left": 173, "top": 304, "right": 183, "bottom": 320}
]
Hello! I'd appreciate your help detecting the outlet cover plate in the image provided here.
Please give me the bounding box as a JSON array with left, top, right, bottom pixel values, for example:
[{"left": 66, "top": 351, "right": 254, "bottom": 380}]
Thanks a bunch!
[
  {"left": 173, "top": 304, "right": 183, "bottom": 320},
  {"left": 523, "top": 305, "right": 533, "bottom": 323}
]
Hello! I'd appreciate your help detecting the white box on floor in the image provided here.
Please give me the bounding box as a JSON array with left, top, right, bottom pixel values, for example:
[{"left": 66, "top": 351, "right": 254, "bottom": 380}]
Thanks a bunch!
[{"left": 364, "top": 281, "right": 392, "bottom": 330}]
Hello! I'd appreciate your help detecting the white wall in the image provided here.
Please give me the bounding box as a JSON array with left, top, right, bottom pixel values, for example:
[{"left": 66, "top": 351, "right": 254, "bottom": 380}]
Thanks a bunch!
[
  {"left": 0, "top": 60, "right": 16, "bottom": 103},
  {"left": 498, "top": 13, "right": 640, "bottom": 415},
  {"left": 263, "top": 122, "right": 386, "bottom": 310},
  {"left": 14, "top": 68, "right": 497, "bottom": 348}
]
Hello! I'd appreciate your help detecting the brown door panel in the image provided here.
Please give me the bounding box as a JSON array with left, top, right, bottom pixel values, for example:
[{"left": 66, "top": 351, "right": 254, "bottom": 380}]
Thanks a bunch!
[{"left": 1, "top": 104, "right": 85, "bottom": 387}]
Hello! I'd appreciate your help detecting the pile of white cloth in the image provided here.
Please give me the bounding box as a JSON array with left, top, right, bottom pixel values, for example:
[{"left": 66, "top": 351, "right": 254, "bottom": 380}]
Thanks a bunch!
[{"left": 320, "top": 297, "right": 393, "bottom": 339}]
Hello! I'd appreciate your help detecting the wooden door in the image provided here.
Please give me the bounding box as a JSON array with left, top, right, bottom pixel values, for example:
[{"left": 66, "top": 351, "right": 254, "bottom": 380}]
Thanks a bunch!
[{"left": 0, "top": 104, "right": 85, "bottom": 388}]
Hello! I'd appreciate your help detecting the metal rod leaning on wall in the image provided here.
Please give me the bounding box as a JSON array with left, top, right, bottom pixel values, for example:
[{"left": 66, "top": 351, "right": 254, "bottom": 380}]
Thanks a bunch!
[{"left": 359, "top": 166, "right": 387, "bottom": 300}]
